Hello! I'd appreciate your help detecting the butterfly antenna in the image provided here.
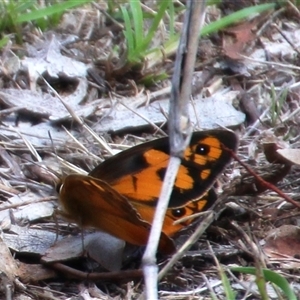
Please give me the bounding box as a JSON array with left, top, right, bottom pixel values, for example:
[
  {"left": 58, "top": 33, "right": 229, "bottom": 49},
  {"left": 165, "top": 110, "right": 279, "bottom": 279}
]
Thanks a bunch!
[
  {"left": 48, "top": 130, "right": 63, "bottom": 179},
  {"left": 48, "top": 131, "right": 67, "bottom": 242},
  {"left": 6, "top": 126, "right": 59, "bottom": 187}
]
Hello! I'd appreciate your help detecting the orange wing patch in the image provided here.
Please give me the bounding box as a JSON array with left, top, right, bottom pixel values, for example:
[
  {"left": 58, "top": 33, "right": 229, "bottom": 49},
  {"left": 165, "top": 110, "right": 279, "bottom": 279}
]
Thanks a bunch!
[{"left": 130, "top": 189, "right": 216, "bottom": 236}]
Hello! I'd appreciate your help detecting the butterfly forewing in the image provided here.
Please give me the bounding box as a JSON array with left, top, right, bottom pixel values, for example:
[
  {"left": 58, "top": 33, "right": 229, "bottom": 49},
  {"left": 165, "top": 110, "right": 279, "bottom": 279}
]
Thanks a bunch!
[
  {"left": 87, "top": 130, "right": 237, "bottom": 236},
  {"left": 89, "top": 130, "right": 237, "bottom": 208}
]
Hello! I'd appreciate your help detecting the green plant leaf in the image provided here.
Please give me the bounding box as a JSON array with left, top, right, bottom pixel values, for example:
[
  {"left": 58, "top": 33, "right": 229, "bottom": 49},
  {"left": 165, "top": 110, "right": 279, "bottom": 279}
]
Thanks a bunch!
[
  {"left": 201, "top": 3, "right": 276, "bottom": 36},
  {"left": 0, "top": 36, "right": 9, "bottom": 48},
  {"left": 167, "top": 0, "right": 175, "bottom": 36},
  {"left": 16, "top": 0, "right": 93, "bottom": 23},
  {"left": 231, "top": 267, "right": 297, "bottom": 300},
  {"left": 220, "top": 268, "right": 236, "bottom": 299},
  {"left": 121, "top": 5, "right": 135, "bottom": 61},
  {"left": 139, "top": 0, "right": 169, "bottom": 53},
  {"left": 130, "top": 0, "right": 143, "bottom": 48}
]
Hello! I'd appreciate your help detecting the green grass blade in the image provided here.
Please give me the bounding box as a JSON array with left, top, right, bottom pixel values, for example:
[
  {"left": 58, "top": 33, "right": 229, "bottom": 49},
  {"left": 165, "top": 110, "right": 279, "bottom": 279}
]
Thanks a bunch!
[
  {"left": 0, "top": 36, "right": 9, "bottom": 48},
  {"left": 167, "top": 0, "right": 175, "bottom": 36},
  {"left": 16, "top": 0, "right": 93, "bottom": 23},
  {"left": 220, "top": 269, "right": 236, "bottom": 300},
  {"left": 231, "top": 267, "right": 297, "bottom": 300},
  {"left": 121, "top": 5, "right": 135, "bottom": 61},
  {"left": 278, "top": 88, "right": 288, "bottom": 116},
  {"left": 138, "top": 0, "right": 169, "bottom": 53},
  {"left": 270, "top": 84, "right": 277, "bottom": 125},
  {"left": 16, "top": 1, "right": 36, "bottom": 13},
  {"left": 201, "top": 3, "right": 276, "bottom": 36},
  {"left": 130, "top": 0, "right": 143, "bottom": 49},
  {"left": 254, "top": 268, "right": 269, "bottom": 300}
]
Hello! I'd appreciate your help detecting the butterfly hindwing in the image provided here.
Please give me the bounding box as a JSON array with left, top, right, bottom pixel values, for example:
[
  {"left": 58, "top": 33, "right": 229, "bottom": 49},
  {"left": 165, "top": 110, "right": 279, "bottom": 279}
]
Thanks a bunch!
[{"left": 58, "top": 174, "right": 175, "bottom": 254}]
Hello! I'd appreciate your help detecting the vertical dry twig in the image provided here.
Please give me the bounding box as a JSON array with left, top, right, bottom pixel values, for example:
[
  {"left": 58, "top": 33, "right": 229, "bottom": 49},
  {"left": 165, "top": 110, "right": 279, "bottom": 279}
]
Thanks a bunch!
[{"left": 142, "top": 1, "right": 207, "bottom": 299}]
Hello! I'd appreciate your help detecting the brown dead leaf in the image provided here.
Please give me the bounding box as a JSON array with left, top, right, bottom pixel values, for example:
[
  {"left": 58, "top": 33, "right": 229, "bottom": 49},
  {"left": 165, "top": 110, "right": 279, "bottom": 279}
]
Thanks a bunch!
[
  {"left": 0, "top": 238, "right": 18, "bottom": 293},
  {"left": 42, "top": 232, "right": 125, "bottom": 272},
  {"left": 261, "top": 134, "right": 290, "bottom": 164},
  {"left": 277, "top": 149, "right": 300, "bottom": 166},
  {"left": 222, "top": 19, "right": 260, "bottom": 60},
  {"left": 239, "top": 92, "right": 260, "bottom": 125},
  {"left": 264, "top": 225, "right": 300, "bottom": 258},
  {"left": 18, "top": 263, "right": 56, "bottom": 283}
]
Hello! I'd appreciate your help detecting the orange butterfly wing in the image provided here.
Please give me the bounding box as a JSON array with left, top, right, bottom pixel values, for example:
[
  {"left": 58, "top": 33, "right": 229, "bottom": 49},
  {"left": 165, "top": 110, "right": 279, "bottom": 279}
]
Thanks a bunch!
[{"left": 58, "top": 174, "right": 175, "bottom": 254}]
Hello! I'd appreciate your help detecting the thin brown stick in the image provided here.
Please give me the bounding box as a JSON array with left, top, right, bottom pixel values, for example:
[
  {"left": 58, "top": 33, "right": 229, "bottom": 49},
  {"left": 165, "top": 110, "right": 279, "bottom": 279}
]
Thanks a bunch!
[
  {"left": 0, "top": 196, "right": 56, "bottom": 212},
  {"left": 225, "top": 146, "right": 300, "bottom": 209},
  {"left": 50, "top": 263, "right": 143, "bottom": 281}
]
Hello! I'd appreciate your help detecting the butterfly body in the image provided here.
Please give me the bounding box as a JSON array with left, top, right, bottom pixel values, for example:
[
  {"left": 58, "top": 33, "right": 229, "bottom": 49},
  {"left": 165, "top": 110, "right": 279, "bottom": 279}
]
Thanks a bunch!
[{"left": 58, "top": 130, "right": 238, "bottom": 253}]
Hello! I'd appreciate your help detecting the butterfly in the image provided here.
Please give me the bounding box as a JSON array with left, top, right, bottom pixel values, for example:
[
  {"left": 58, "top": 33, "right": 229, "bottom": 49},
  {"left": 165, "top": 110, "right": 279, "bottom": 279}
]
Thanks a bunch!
[{"left": 57, "top": 130, "right": 238, "bottom": 254}]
